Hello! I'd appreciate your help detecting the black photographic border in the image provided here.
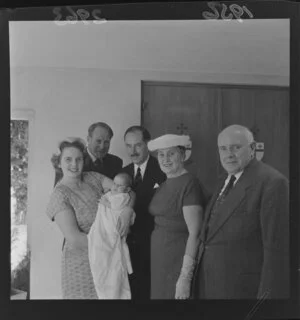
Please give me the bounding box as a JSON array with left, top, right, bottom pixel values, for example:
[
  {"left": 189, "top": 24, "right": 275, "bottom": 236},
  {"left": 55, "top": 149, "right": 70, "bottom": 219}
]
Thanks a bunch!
[{"left": 2, "top": 1, "right": 299, "bottom": 319}]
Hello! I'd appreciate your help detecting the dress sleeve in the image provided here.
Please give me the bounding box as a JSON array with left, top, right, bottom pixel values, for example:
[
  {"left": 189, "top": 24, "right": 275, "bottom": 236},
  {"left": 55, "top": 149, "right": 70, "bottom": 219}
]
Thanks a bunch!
[
  {"left": 46, "top": 187, "right": 71, "bottom": 222},
  {"left": 182, "top": 176, "right": 206, "bottom": 208},
  {"left": 84, "top": 172, "right": 105, "bottom": 194}
]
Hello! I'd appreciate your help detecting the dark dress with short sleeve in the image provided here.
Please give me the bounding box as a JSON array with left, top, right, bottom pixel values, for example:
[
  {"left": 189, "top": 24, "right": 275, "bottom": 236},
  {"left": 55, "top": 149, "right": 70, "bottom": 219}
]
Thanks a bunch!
[
  {"left": 149, "top": 172, "right": 205, "bottom": 299},
  {"left": 46, "top": 171, "right": 106, "bottom": 299}
]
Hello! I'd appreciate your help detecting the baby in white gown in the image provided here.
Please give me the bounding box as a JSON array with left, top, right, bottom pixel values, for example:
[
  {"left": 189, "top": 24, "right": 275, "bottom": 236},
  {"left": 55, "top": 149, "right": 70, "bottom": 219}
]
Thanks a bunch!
[{"left": 88, "top": 173, "right": 135, "bottom": 299}]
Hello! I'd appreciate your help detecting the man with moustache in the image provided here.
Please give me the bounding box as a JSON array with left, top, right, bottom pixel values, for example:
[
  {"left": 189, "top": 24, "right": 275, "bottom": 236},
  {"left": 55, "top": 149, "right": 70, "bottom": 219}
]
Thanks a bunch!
[
  {"left": 122, "top": 126, "right": 166, "bottom": 299},
  {"left": 54, "top": 122, "right": 123, "bottom": 185},
  {"left": 195, "top": 124, "right": 289, "bottom": 299}
]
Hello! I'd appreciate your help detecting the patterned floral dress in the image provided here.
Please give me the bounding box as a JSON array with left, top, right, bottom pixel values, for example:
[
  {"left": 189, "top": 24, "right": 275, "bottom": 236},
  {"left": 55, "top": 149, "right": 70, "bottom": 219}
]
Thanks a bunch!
[{"left": 46, "top": 171, "right": 107, "bottom": 299}]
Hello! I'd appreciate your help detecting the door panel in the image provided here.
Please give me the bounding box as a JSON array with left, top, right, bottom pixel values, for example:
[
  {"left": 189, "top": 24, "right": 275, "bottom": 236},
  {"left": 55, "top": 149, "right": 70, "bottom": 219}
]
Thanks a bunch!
[
  {"left": 142, "top": 83, "right": 222, "bottom": 193},
  {"left": 221, "top": 88, "right": 289, "bottom": 178}
]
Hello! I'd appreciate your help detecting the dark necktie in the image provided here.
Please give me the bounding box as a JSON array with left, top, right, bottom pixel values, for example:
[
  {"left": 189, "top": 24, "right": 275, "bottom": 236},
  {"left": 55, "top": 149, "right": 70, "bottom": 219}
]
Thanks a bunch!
[
  {"left": 133, "top": 167, "right": 142, "bottom": 190},
  {"left": 207, "top": 175, "right": 236, "bottom": 228}
]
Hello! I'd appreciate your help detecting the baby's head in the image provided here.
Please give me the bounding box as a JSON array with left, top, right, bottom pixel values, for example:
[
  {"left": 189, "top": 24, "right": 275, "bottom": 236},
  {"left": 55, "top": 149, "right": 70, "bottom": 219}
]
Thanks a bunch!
[{"left": 111, "top": 173, "right": 132, "bottom": 195}]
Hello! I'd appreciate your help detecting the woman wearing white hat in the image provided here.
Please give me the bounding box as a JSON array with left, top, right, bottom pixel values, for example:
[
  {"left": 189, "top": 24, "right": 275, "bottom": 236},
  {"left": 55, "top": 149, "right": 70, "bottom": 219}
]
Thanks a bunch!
[{"left": 148, "top": 134, "right": 206, "bottom": 299}]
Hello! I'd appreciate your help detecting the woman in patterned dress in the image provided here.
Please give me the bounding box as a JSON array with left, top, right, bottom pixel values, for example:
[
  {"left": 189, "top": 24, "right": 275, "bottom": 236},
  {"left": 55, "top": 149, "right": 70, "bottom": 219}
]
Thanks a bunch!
[
  {"left": 148, "top": 135, "right": 206, "bottom": 299},
  {"left": 46, "top": 138, "right": 133, "bottom": 299}
]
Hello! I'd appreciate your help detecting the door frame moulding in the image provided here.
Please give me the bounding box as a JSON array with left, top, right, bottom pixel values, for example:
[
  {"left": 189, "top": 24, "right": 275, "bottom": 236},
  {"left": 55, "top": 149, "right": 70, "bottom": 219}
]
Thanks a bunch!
[{"left": 141, "top": 80, "right": 289, "bottom": 91}]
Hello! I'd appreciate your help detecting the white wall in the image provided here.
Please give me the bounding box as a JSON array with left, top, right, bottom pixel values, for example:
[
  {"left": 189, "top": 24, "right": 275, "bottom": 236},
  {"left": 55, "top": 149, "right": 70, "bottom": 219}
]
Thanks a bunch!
[
  {"left": 10, "top": 20, "right": 289, "bottom": 78},
  {"left": 10, "top": 65, "right": 288, "bottom": 298}
]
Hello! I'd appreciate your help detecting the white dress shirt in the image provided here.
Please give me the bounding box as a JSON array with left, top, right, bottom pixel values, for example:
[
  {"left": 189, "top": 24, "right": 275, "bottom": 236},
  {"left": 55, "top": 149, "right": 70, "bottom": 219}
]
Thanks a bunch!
[
  {"left": 87, "top": 147, "right": 97, "bottom": 163},
  {"left": 219, "top": 170, "right": 244, "bottom": 195},
  {"left": 133, "top": 155, "right": 150, "bottom": 179}
]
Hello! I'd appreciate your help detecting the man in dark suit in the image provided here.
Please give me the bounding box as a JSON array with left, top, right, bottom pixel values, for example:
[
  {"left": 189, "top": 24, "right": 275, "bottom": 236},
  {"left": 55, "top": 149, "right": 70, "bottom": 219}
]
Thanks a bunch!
[
  {"left": 54, "top": 122, "right": 123, "bottom": 185},
  {"left": 122, "top": 126, "right": 166, "bottom": 300},
  {"left": 195, "top": 124, "right": 289, "bottom": 299}
]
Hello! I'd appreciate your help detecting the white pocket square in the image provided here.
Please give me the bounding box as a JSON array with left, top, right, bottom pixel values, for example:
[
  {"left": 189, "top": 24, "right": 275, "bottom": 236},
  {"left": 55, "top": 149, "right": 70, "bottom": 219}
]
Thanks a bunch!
[{"left": 153, "top": 183, "right": 160, "bottom": 189}]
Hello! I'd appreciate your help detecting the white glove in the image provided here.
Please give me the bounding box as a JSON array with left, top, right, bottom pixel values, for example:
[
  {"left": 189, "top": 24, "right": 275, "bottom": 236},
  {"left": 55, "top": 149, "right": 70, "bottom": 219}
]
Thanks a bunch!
[{"left": 175, "top": 255, "right": 196, "bottom": 299}]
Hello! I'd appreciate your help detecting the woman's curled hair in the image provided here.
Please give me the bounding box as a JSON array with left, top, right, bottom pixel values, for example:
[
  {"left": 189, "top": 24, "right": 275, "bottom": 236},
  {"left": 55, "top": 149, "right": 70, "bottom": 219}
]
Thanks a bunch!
[{"left": 51, "top": 137, "right": 86, "bottom": 173}]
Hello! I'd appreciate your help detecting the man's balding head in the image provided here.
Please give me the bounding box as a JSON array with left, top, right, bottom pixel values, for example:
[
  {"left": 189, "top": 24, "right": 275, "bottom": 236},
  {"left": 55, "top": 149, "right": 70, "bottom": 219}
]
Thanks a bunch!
[{"left": 218, "top": 125, "right": 256, "bottom": 175}]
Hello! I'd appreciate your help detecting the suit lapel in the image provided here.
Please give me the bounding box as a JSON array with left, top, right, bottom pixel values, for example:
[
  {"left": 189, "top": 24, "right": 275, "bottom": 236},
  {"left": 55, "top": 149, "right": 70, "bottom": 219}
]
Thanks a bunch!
[
  {"left": 128, "top": 163, "right": 135, "bottom": 179},
  {"left": 83, "top": 150, "right": 94, "bottom": 170},
  {"left": 206, "top": 159, "right": 258, "bottom": 241},
  {"left": 142, "top": 156, "right": 156, "bottom": 189},
  {"left": 200, "top": 177, "right": 225, "bottom": 241}
]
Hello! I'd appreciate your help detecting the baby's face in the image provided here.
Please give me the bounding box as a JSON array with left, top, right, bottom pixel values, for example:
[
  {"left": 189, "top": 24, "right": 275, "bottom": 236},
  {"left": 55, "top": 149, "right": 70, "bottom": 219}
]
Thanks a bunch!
[{"left": 111, "top": 175, "right": 130, "bottom": 194}]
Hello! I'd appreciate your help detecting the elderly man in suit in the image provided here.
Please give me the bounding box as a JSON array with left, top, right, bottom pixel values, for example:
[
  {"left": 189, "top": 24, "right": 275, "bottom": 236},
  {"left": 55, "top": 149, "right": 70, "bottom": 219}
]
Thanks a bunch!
[
  {"left": 195, "top": 124, "right": 289, "bottom": 299},
  {"left": 122, "top": 126, "right": 166, "bottom": 300},
  {"left": 54, "top": 122, "right": 123, "bottom": 185}
]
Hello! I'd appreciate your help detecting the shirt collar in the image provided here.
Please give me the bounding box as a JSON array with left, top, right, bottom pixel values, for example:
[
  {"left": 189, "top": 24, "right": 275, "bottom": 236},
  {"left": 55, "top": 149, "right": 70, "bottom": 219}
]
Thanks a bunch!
[
  {"left": 226, "top": 170, "right": 243, "bottom": 185},
  {"left": 219, "top": 170, "right": 243, "bottom": 195},
  {"left": 87, "top": 147, "right": 97, "bottom": 162},
  {"left": 134, "top": 155, "right": 150, "bottom": 178}
]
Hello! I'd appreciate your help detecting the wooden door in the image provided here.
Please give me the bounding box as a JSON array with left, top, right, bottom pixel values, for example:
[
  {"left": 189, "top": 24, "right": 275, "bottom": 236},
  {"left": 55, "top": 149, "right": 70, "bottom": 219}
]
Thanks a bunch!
[
  {"left": 220, "top": 87, "right": 289, "bottom": 179},
  {"left": 142, "top": 82, "right": 222, "bottom": 193},
  {"left": 142, "top": 82, "right": 289, "bottom": 193}
]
